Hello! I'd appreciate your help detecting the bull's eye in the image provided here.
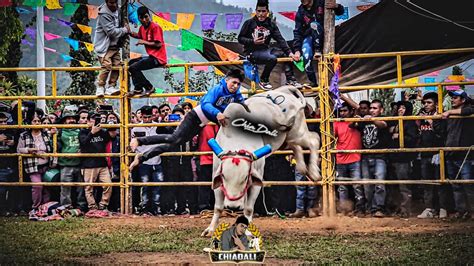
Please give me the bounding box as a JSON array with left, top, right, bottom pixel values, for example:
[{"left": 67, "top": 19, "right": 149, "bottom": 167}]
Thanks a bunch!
[{"left": 282, "top": 108, "right": 286, "bottom": 112}]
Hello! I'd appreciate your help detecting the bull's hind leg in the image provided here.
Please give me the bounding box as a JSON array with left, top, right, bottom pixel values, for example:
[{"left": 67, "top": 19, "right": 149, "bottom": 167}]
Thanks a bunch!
[
  {"left": 291, "top": 144, "right": 308, "bottom": 177},
  {"left": 244, "top": 185, "right": 262, "bottom": 223},
  {"left": 306, "top": 132, "right": 321, "bottom": 180},
  {"left": 201, "top": 189, "right": 224, "bottom": 237}
]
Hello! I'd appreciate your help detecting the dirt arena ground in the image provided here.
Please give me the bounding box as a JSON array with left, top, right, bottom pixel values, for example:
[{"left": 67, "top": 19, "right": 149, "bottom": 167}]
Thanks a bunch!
[{"left": 64, "top": 215, "right": 474, "bottom": 264}]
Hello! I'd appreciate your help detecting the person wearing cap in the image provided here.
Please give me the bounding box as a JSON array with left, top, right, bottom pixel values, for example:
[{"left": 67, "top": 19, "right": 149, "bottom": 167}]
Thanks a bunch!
[
  {"left": 433, "top": 89, "right": 474, "bottom": 219},
  {"left": 220, "top": 215, "right": 250, "bottom": 251},
  {"left": 57, "top": 107, "right": 87, "bottom": 211},
  {"left": 129, "top": 69, "right": 245, "bottom": 170},
  {"left": 130, "top": 106, "right": 164, "bottom": 215},
  {"left": 79, "top": 113, "right": 118, "bottom": 211},
  {"left": 441, "top": 90, "right": 474, "bottom": 118}
]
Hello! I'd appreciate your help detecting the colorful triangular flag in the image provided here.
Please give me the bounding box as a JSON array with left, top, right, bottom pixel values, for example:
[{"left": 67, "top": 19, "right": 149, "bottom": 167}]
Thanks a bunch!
[
  {"left": 64, "top": 37, "right": 79, "bottom": 51},
  {"left": 76, "top": 24, "right": 92, "bottom": 34},
  {"left": 61, "top": 54, "right": 74, "bottom": 62},
  {"left": 214, "top": 43, "right": 239, "bottom": 61},
  {"left": 278, "top": 11, "right": 296, "bottom": 21},
  {"left": 84, "top": 42, "right": 94, "bottom": 52},
  {"left": 79, "top": 61, "right": 91, "bottom": 67},
  {"left": 45, "top": 0, "right": 61, "bottom": 9},
  {"left": 152, "top": 14, "right": 179, "bottom": 31},
  {"left": 44, "top": 32, "right": 62, "bottom": 41},
  {"left": 176, "top": 13, "right": 195, "bottom": 30},
  {"left": 64, "top": 3, "right": 80, "bottom": 16}
]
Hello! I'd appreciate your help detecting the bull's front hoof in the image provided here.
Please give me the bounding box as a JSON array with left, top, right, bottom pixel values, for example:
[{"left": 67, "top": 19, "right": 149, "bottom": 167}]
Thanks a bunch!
[{"left": 201, "top": 227, "right": 215, "bottom": 237}]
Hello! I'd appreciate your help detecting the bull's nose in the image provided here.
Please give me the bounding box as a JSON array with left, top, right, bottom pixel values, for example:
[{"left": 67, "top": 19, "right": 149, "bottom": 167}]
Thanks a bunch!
[{"left": 224, "top": 201, "right": 243, "bottom": 210}]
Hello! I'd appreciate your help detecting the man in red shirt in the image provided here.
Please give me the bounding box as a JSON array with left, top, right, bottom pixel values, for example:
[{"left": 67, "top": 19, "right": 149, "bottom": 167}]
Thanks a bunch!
[
  {"left": 128, "top": 6, "right": 167, "bottom": 97},
  {"left": 334, "top": 102, "right": 365, "bottom": 216},
  {"left": 197, "top": 124, "right": 219, "bottom": 212}
]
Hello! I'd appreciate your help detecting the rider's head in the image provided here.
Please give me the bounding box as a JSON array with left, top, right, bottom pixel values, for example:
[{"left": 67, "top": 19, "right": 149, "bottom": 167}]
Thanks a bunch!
[{"left": 225, "top": 69, "right": 244, "bottom": 94}]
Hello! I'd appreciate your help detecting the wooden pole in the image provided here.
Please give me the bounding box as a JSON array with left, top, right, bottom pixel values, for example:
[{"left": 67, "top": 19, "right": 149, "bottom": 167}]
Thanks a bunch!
[{"left": 323, "top": 0, "right": 337, "bottom": 217}]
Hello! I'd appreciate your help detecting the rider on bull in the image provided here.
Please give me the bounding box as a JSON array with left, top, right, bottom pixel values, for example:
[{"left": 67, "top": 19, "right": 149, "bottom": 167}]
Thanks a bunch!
[{"left": 129, "top": 69, "right": 245, "bottom": 170}]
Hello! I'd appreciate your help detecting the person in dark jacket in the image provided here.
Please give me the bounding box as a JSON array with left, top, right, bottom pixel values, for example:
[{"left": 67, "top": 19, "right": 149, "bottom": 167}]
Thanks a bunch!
[
  {"left": 433, "top": 90, "right": 474, "bottom": 219},
  {"left": 292, "top": 0, "right": 344, "bottom": 86},
  {"left": 79, "top": 113, "right": 118, "bottom": 210},
  {"left": 388, "top": 101, "right": 419, "bottom": 217},
  {"left": 417, "top": 92, "right": 449, "bottom": 219},
  {"left": 238, "top": 0, "right": 299, "bottom": 90}
]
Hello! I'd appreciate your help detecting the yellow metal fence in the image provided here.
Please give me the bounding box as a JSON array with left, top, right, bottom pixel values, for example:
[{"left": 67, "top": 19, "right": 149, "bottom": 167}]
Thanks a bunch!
[{"left": 0, "top": 47, "right": 474, "bottom": 215}]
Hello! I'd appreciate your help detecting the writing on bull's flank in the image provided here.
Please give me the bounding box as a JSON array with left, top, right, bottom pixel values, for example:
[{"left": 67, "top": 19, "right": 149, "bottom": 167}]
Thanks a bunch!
[{"left": 231, "top": 118, "right": 278, "bottom": 137}]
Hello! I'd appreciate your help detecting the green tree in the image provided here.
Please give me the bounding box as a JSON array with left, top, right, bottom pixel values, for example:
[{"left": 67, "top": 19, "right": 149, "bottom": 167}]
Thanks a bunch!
[
  {"left": 0, "top": 2, "right": 24, "bottom": 84},
  {"left": 64, "top": 0, "right": 97, "bottom": 107}
]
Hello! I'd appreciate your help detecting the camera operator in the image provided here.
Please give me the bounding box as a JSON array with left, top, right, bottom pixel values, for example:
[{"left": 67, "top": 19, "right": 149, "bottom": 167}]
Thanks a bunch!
[{"left": 79, "top": 113, "right": 117, "bottom": 211}]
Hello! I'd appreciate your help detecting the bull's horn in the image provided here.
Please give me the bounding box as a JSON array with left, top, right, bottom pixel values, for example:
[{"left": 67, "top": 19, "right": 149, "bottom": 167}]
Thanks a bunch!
[
  {"left": 252, "top": 144, "right": 272, "bottom": 160},
  {"left": 208, "top": 138, "right": 224, "bottom": 158}
]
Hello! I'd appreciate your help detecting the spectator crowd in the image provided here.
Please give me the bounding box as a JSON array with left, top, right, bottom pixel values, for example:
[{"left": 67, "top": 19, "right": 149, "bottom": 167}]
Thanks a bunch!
[{"left": 0, "top": 0, "right": 473, "bottom": 220}]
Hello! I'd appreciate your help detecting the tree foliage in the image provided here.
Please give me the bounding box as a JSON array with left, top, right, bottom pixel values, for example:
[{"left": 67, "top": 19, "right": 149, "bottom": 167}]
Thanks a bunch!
[
  {"left": 64, "top": 0, "right": 97, "bottom": 108},
  {"left": 0, "top": 3, "right": 24, "bottom": 83}
]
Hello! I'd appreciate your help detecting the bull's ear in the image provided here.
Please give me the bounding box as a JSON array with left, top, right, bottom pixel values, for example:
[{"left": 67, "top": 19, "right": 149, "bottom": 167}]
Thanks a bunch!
[
  {"left": 251, "top": 176, "right": 263, "bottom": 187},
  {"left": 212, "top": 176, "right": 223, "bottom": 190}
]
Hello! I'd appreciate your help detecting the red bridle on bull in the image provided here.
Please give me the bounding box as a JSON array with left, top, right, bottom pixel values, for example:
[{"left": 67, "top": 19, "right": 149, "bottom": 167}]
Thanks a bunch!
[{"left": 217, "top": 150, "right": 254, "bottom": 201}]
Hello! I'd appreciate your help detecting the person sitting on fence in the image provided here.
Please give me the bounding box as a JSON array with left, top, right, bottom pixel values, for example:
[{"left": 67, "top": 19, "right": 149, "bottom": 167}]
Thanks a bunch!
[
  {"left": 128, "top": 69, "right": 245, "bottom": 170},
  {"left": 353, "top": 99, "right": 390, "bottom": 218},
  {"left": 433, "top": 90, "right": 474, "bottom": 219},
  {"left": 292, "top": 0, "right": 345, "bottom": 87},
  {"left": 238, "top": 0, "right": 300, "bottom": 90},
  {"left": 79, "top": 113, "right": 118, "bottom": 211},
  {"left": 416, "top": 92, "right": 449, "bottom": 219},
  {"left": 93, "top": 0, "right": 130, "bottom": 97},
  {"left": 17, "top": 114, "right": 58, "bottom": 214},
  {"left": 130, "top": 106, "right": 164, "bottom": 215},
  {"left": 57, "top": 106, "right": 87, "bottom": 212},
  {"left": 127, "top": 6, "right": 167, "bottom": 97}
]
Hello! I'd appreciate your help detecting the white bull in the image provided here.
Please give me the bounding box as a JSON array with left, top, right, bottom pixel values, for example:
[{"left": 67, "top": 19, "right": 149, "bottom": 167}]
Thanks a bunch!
[{"left": 202, "top": 86, "right": 320, "bottom": 237}]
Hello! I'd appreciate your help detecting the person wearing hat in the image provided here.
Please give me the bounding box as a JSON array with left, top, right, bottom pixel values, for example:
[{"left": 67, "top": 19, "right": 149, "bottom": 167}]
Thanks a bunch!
[
  {"left": 130, "top": 106, "right": 164, "bottom": 215},
  {"left": 433, "top": 89, "right": 474, "bottom": 219},
  {"left": 220, "top": 215, "right": 250, "bottom": 251},
  {"left": 129, "top": 69, "right": 245, "bottom": 170},
  {"left": 57, "top": 106, "right": 87, "bottom": 211},
  {"left": 441, "top": 90, "right": 474, "bottom": 118}
]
